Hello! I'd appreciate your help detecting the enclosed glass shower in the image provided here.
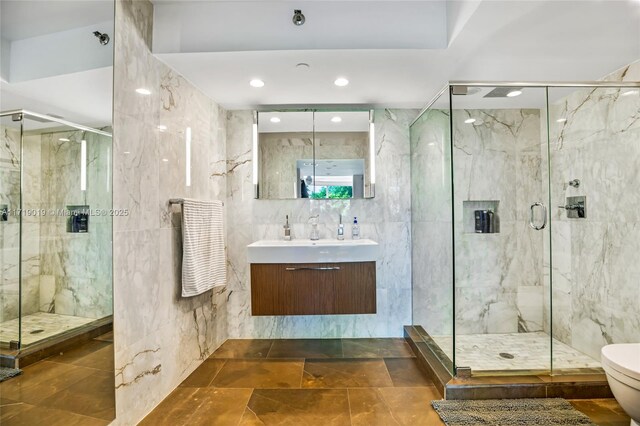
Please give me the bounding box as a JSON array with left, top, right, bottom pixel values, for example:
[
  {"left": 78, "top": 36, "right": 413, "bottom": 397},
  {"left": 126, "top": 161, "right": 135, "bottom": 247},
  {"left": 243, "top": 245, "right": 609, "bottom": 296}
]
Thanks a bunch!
[
  {"left": 0, "top": 110, "right": 113, "bottom": 352},
  {"left": 410, "top": 81, "right": 640, "bottom": 376}
]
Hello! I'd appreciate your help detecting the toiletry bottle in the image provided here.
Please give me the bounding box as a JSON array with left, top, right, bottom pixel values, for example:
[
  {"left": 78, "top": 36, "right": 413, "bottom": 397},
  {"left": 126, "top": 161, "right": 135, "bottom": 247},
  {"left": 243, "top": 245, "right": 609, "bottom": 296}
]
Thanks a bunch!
[
  {"left": 283, "top": 215, "right": 291, "bottom": 241},
  {"left": 352, "top": 217, "right": 360, "bottom": 240},
  {"left": 337, "top": 214, "right": 345, "bottom": 240}
]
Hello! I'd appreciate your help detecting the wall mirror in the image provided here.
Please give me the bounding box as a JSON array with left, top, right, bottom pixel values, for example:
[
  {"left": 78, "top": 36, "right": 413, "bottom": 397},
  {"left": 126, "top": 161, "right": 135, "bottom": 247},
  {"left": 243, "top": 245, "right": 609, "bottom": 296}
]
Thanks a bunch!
[
  {"left": 255, "top": 110, "right": 375, "bottom": 199},
  {"left": 0, "top": 0, "right": 115, "bottom": 421}
]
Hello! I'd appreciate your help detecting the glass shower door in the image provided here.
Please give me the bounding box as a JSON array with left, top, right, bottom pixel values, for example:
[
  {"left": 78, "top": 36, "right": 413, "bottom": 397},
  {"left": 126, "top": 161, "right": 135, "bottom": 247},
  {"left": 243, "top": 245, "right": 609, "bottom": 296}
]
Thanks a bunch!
[
  {"left": 0, "top": 113, "right": 23, "bottom": 350},
  {"left": 450, "top": 85, "right": 552, "bottom": 374}
]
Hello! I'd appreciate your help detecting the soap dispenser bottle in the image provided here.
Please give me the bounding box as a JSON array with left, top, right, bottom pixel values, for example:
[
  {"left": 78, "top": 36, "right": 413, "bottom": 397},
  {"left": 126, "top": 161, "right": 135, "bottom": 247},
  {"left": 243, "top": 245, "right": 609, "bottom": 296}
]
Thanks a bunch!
[
  {"left": 337, "top": 214, "right": 345, "bottom": 240},
  {"left": 351, "top": 217, "right": 360, "bottom": 240},
  {"left": 283, "top": 215, "right": 291, "bottom": 241}
]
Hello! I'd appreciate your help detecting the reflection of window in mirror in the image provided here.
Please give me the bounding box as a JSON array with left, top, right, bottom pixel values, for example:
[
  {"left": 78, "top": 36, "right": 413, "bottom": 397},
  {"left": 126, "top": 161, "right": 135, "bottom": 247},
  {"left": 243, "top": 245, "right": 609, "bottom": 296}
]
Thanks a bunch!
[
  {"left": 297, "top": 159, "right": 364, "bottom": 199},
  {"left": 256, "top": 110, "right": 373, "bottom": 200}
]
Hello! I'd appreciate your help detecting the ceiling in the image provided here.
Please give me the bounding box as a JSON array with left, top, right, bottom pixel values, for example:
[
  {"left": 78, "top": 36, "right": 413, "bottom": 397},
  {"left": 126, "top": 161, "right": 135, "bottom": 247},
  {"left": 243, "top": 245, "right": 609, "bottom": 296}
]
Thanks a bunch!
[
  {"left": 0, "top": 0, "right": 638, "bottom": 124},
  {"left": 259, "top": 111, "right": 370, "bottom": 132},
  {"left": 155, "top": 0, "right": 640, "bottom": 109}
]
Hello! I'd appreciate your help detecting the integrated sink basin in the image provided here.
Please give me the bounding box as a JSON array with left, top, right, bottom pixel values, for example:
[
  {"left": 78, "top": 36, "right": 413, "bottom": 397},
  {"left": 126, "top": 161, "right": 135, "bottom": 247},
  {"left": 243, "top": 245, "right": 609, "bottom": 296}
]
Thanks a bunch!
[{"left": 247, "top": 239, "right": 379, "bottom": 264}]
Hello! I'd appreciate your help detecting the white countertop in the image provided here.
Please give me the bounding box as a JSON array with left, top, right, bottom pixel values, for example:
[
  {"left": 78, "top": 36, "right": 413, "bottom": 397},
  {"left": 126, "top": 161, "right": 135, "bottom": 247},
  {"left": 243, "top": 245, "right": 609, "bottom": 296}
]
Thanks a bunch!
[{"left": 247, "top": 238, "right": 379, "bottom": 264}]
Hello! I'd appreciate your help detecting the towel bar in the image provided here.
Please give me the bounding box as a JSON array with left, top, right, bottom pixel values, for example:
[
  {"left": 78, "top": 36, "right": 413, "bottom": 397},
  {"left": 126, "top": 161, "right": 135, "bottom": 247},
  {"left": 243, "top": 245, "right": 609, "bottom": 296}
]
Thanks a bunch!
[{"left": 169, "top": 198, "right": 224, "bottom": 206}]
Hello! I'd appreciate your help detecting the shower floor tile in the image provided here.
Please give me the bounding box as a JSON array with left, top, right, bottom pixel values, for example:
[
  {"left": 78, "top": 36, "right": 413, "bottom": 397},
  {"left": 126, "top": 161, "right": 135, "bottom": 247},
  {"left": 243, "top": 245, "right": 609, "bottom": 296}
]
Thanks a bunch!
[
  {"left": 432, "top": 331, "right": 601, "bottom": 372},
  {"left": 0, "top": 312, "right": 95, "bottom": 347}
]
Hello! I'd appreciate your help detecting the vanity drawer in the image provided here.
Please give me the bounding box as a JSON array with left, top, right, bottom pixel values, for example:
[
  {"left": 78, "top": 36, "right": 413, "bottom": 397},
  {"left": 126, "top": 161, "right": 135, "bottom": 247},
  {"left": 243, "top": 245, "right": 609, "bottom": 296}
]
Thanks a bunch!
[{"left": 250, "top": 262, "right": 376, "bottom": 316}]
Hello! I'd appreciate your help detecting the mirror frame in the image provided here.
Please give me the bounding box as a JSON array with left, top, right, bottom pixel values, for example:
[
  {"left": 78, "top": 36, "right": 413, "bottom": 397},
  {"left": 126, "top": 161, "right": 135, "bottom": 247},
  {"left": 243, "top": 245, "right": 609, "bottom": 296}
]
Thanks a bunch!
[{"left": 252, "top": 108, "right": 375, "bottom": 200}]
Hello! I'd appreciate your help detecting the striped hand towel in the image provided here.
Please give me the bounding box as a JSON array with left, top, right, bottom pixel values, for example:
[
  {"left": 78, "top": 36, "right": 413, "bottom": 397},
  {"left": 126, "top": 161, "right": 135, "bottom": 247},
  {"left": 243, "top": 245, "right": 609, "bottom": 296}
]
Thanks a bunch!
[{"left": 181, "top": 199, "right": 226, "bottom": 297}]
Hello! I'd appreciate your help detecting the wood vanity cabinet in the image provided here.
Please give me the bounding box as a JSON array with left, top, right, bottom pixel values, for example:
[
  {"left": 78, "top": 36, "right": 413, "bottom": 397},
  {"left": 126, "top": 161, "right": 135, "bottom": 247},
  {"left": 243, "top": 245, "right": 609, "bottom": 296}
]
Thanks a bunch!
[{"left": 250, "top": 262, "right": 376, "bottom": 315}]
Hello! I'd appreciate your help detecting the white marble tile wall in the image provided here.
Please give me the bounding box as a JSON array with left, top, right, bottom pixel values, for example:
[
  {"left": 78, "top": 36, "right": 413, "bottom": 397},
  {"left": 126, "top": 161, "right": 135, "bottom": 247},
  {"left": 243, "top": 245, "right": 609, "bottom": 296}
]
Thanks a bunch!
[
  {"left": 226, "top": 109, "right": 415, "bottom": 338},
  {"left": 543, "top": 60, "right": 640, "bottom": 360},
  {"left": 111, "top": 1, "right": 228, "bottom": 424}
]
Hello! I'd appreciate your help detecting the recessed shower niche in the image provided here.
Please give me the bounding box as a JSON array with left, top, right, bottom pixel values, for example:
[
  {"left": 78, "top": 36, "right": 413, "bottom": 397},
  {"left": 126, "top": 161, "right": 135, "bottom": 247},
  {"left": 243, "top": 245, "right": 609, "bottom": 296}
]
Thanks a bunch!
[{"left": 462, "top": 200, "right": 500, "bottom": 234}]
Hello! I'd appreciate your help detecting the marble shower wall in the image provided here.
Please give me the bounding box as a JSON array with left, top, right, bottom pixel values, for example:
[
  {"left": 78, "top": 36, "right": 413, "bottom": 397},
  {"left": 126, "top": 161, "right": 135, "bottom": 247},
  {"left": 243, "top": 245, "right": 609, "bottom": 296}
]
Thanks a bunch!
[
  {"left": 226, "top": 109, "right": 415, "bottom": 338},
  {"left": 0, "top": 124, "right": 113, "bottom": 328},
  {"left": 452, "top": 109, "right": 544, "bottom": 335},
  {"left": 544, "top": 61, "right": 640, "bottom": 360},
  {"left": 111, "top": 0, "right": 228, "bottom": 424},
  {"left": 410, "top": 107, "right": 545, "bottom": 337},
  {"left": 38, "top": 128, "right": 112, "bottom": 319}
]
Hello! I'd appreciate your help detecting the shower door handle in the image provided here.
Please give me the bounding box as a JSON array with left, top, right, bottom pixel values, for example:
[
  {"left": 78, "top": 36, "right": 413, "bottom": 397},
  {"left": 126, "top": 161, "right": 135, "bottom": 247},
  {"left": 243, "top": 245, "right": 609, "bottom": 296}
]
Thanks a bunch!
[{"left": 529, "top": 202, "right": 547, "bottom": 230}]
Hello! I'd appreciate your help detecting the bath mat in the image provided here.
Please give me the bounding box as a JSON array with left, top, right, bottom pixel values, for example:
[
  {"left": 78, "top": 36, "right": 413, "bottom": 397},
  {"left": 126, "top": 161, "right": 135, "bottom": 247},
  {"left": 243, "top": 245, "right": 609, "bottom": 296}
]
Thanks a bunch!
[
  {"left": 0, "top": 367, "right": 22, "bottom": 382},
  {"left": 431, "top": 398, "right": 595, "bottom": 425}
]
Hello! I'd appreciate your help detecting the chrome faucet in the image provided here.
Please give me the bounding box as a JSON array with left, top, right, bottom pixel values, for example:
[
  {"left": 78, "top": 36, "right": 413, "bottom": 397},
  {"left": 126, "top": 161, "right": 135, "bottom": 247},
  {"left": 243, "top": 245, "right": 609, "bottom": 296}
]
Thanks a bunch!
[{"left": 308, "top": 214, "right": 320, "bottom": 240}]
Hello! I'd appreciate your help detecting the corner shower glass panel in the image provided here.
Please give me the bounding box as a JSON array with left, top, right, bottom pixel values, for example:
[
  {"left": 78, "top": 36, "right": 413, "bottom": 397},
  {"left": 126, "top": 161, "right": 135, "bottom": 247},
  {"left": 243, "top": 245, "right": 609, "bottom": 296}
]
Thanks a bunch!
[
  {"left": 450, "top": 86, "right": 552, "bottom": 373},
  {"left": 410, "top": 90, "right": 454, "bottom": 375},
  {"left": 547, "top": 85, "right": 640, "bottom": 371},
  {"left": 0, "top": 112, "right": 113, "bottom": 349}
]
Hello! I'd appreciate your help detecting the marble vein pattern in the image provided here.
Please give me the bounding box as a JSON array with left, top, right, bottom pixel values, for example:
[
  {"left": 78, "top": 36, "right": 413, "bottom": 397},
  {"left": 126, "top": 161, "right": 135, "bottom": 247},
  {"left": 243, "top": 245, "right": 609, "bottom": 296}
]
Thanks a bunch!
[
  {"left": 111, "top": 0, "right": 228, "bottom": 424},
  {"left": 225, "top": 108, "right": 415, "bottom": 338},
  {"left": 544, "top": 60, "right": 640, "bottom": 360}
]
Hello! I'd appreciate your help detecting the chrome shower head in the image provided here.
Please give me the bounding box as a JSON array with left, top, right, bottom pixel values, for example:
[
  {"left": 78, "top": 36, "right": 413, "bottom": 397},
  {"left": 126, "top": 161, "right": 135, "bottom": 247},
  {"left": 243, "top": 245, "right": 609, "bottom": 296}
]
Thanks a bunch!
[
  {"left": 292, "top": 10, "right": 305, "bottom": 26},
  {"left": 93, "top": 31, "right": 110, "bottom": 45}
]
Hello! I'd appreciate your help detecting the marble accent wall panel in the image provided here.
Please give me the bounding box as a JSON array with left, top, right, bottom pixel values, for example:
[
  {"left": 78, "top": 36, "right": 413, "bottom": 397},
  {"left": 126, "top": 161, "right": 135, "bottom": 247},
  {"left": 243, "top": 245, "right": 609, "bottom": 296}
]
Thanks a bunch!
[
  {"left": 544, "top": 61, "right": 640, "bottom": 360},
  {"left": 226, "top": 109, "right": 414, "bottom": 338},
  {"left": 111, "top": 0, "right": 228, "bottom": 424},
  {"left": 451, "top": 109, "right": 544, "bottom": 335}
]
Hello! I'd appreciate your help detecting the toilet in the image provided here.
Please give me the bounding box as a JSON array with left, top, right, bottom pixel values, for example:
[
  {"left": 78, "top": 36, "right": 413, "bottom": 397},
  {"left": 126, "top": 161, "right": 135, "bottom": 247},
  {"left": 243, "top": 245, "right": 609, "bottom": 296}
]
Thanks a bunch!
[{"left": 602, "top": 344, "right": 640, "bottom": 426}]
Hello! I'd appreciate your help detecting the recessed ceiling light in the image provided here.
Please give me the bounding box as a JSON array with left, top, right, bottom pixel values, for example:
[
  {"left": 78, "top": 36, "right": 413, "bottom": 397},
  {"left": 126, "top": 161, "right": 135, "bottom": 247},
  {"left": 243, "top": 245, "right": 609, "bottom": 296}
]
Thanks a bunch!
[
  {"left": 59, "top": 138, "right": 70, "bottom": 142},
  {"left": 331, "top": 116, "right": 342, "bottom": 123},
  {"left": 622, "top": 89, "right": 639, "bottom": 96},
  {"left": 296, "top": 63, "right": 310, "bottom": 70},
  {"left": 270, "top": 117, "right": 281, "bottom": 123},
  {"left": 249, "top": 79, "right": 265, "bottom": 88},
  {"left": 464, "top": 118, "right": 476, "bottom": 124},
  {"left": 506, "top": 90, "right": 522, "bottom": 97},
  {"left": 135, "top": 88, "right": 151, "bottom": 95},
  {"left": 334, "top": 77, "right": 349, "bottom": 87},
  {"left": 556, "top": 118, "right": 567, "bottom": 123},
  {"left": 157, "top": 125, "right": 167, "bottom": 131}
]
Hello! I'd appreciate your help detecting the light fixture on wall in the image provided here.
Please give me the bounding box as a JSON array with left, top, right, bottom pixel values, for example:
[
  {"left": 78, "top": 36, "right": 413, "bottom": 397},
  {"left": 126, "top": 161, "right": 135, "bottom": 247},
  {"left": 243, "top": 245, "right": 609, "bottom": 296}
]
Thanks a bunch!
[
  {"left": 80, "top": 140, "right": 87, "bottom": 191},
  {"left": 292, "top": 10, "right": 305, "bottom": 26},
  {"left": 252, "top": 113, "right": 259, "bottom": 198},
  {"left": 185, "top": 127, "right": 192, "bottom": 187},
  {"left": 369, "top": 110, "right": 376, "bottom": 196}
]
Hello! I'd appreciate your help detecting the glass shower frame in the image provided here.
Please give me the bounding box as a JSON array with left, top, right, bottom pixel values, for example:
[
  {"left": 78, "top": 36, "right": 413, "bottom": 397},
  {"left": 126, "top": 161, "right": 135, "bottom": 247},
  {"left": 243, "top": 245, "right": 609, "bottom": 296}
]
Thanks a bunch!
[
  {"left": 0, "top": 109, "right": 113, "bottom": 351},
  {"left": 410, "top": 80, "right": 640, "bottom": 377}
]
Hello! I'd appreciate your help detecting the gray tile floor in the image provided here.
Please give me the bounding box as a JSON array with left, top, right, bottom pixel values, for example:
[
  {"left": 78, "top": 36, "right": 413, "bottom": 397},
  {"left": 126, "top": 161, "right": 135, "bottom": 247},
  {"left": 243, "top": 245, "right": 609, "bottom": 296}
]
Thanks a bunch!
[{"left": 433, "top": 331, "right": 601, "bottom": 372}]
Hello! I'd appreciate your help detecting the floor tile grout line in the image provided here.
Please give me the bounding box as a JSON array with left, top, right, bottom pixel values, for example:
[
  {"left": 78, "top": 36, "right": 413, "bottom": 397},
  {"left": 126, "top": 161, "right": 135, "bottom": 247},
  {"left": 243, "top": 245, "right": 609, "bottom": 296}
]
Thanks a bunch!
[
  {"left": 207, "top": 359, "right": 227, "bottom": 387},
  {"left": 346, "top": 388, "right": 354, "bottom": 426},
  {"left": 265, "top": 340, "right": 275, "bottom": 358},
  {"left": 234, "top": 387, "right": 255, "bottom": 426}
]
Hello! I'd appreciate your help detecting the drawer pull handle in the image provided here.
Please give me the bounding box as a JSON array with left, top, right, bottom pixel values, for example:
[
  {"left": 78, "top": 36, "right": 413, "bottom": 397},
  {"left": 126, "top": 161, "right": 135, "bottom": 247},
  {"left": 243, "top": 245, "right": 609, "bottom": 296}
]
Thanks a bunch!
[{"left": 285, "top": 266, "right": 341, "bottom": 271}]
